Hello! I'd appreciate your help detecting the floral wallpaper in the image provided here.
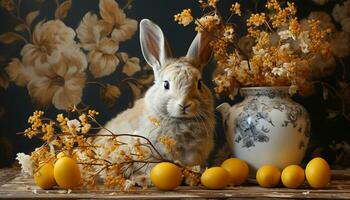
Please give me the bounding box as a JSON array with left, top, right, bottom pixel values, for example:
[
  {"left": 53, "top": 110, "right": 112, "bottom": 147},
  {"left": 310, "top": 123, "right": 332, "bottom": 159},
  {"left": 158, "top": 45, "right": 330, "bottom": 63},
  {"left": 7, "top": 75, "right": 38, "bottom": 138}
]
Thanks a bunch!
[
  {"left": 0, "top": 0, "right": 350, "bottom": 169},
  {"left": 0, "top": 0, "right": 156, "bottom": 167}
]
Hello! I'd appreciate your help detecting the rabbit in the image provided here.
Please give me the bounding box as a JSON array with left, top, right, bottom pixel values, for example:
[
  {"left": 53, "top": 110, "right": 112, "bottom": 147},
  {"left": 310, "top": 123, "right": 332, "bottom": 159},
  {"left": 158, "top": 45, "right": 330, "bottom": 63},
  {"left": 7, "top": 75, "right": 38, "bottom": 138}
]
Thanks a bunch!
[{"left": 95, "top": 19, "right": 215, "bottom": 169}]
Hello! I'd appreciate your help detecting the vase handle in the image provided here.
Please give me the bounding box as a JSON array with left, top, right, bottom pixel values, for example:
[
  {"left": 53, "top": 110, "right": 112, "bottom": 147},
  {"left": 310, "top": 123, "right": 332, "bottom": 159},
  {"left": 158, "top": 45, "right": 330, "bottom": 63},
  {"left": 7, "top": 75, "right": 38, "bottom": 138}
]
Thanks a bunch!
[{"left": 216, "top": 103, "right": 231, "bottom": 119}]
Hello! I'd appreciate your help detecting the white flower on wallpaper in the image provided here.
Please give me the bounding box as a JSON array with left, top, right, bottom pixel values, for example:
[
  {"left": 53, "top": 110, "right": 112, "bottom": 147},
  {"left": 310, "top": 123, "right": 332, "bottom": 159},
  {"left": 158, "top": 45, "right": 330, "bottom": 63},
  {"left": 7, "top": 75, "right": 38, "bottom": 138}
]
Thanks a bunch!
[
  {"left": 332, "top": 0, "right": 350, "bottom": 33},
  {"left": 120, "top": 52, "right": 141, "bottom": 76},
  {"left": 99, "top": 0, "right": 137, "bottom": 42},
  {"left": 1, "top": 0, "right": 153, "bottom": 110},
  {"left": 77, "top": 0, "right": 137, "bottom": 78},
  {"left": 21, "top": 20, "right": 76, "bottom": 69},
  {"left": 6, "top": 58, "right": 35, "bottom": 87},
  {"left": 27, "top": 49, "right": 87, "bottom": 110},
  {"left": 87, "top": 37, "right": 120, "bottom": 78}
]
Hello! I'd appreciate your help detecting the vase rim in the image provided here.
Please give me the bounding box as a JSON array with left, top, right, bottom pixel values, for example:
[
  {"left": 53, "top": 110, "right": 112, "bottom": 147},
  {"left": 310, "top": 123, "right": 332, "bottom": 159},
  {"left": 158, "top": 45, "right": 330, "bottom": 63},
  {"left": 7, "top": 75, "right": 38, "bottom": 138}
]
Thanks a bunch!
[
  {"left": 240, "top": 86, "right": 290, "bottom": 97},
  {"left": 240, "top": 86, "right": 290, "bottom": 90}
]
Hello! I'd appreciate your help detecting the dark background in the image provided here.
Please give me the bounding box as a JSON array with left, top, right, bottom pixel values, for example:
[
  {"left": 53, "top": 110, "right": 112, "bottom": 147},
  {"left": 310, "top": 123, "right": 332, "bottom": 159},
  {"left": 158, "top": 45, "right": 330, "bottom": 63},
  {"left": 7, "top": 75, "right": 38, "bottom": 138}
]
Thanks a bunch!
[{"left": 0, "top": 0, "right": 349, "bottom": 168}]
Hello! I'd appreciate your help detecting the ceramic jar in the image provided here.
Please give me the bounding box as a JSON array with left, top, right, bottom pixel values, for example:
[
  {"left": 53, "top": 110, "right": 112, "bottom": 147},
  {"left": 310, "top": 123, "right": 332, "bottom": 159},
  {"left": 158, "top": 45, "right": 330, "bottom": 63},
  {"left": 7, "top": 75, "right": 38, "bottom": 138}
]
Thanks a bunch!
[{"left": 217, "top": 87, "right": 310, "bottom": 174}]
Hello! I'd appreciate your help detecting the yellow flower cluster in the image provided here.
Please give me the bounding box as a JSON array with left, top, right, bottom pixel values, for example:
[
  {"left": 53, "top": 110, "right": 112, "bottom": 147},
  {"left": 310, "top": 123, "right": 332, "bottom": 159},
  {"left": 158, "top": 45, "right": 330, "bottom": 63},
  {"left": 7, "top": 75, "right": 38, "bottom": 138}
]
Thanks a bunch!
[
  {"left": 20, "top": 109, "right": 199, "bottom": 191},
  {"left": 24, "top": 111, "right": 44, "bottom": 138},
  {"left": 195, "top": 14, "right": 220, "bottom": 32},
  {"left": 175, "top": 0, "right": 332, "bottom": 96},
  {"left": 230, "top": 2, "right": 241, "bottom": 16},
  {"left": 174, "top": 9, "right": 193, "bottom": 26},
  {"left": 158, "top": 134, "right": 176, "bottom": 153},
  {"left": 208, "top": 0, "right": 218, "bottom": 8}
]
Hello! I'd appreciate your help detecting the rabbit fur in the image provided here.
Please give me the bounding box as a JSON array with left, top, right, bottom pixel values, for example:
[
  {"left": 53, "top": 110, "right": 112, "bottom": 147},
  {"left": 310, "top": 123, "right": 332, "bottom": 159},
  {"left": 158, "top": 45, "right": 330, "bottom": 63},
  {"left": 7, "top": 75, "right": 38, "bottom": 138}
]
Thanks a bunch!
[{"left": 95, "top": 19, "right": 215, "bottom": 169}]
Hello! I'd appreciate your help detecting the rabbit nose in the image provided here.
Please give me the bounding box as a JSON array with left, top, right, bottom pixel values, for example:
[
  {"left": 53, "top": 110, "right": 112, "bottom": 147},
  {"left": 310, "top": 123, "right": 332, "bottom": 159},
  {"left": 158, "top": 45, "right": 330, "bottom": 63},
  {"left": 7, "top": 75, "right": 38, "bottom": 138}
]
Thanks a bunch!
[{"left": 179, "top": 103, "right": 192, "bottom": 111}]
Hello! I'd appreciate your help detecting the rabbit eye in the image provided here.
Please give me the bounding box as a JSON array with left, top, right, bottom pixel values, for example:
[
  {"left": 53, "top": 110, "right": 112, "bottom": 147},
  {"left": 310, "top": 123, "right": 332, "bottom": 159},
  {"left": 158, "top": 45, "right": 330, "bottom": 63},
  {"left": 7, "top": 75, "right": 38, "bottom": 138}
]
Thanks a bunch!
[
  {"left": 198, "top": 80, "right": 202, "bottom": 90},
  {"left": 164, "top": 81, "right": 170, "bottom": 90}
]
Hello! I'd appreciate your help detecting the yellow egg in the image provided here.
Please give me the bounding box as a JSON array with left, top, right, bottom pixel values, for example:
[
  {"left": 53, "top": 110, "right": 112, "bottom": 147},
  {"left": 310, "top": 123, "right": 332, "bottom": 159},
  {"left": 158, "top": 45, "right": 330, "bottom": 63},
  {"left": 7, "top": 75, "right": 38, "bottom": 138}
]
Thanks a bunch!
[
  {"left": 221, "top": 158, "right": 249, "bottom": 186},
  {"left": 256, "top": 165, "right": 281, "bottom": 188},
  {"left": 150, "top": 162, "right": 183, "bottom": 190},
  {"left": 305, "top": 157, "right": 330, "bottom": 189},
  {"left": 281, "top": 165, "right": 305, "bottom": 188},
  {"left": 201, "top": 167, "right": 230, "bottom": 189},
  {"left": 34, "top": 163, "right": 56, "bottom": 189},
  {"left": 54, "top": 156, "right": 82, "bottom": 189}
]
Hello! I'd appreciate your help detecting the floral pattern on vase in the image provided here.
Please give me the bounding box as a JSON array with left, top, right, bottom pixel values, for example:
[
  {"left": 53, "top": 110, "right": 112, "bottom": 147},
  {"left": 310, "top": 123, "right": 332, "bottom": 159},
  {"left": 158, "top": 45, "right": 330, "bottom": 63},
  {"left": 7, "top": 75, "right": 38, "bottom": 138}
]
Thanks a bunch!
[{"left": 217, "top": 87, "right": 311, "bottom": 173}]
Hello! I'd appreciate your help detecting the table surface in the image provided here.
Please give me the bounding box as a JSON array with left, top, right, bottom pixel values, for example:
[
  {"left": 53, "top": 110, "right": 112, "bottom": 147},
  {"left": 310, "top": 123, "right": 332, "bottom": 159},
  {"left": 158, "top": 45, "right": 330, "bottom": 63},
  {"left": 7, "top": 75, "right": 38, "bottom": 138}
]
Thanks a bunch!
[{"left": 0, "top": 168, "right": 349, "bottom": 199}]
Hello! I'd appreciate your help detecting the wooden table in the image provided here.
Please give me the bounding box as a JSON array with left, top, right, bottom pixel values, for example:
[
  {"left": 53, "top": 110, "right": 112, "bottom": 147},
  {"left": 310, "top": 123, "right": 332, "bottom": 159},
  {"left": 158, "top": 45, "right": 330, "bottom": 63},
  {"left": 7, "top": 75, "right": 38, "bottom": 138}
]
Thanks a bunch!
[{"left": 0, "top": 168, "right": 349, "bottom": 199}]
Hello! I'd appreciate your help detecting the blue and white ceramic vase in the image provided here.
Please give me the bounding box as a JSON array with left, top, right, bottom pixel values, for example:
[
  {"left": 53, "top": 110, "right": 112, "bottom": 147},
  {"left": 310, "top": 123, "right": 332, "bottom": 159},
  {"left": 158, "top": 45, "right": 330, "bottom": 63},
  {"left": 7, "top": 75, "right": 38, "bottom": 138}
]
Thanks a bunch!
[{"left": 217, "top": 87, "right": 310, "bottom": 174}]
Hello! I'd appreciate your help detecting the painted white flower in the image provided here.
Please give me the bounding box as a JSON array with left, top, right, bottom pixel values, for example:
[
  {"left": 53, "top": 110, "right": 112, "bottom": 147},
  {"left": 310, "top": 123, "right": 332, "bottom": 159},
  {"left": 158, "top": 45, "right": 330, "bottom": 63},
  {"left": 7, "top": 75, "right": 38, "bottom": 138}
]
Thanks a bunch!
[
  {"left": 308, "top": 12, "right": 336, "bottom": 32},
  {"left": 67, "top": 119, "right": 81, "bottom": 133},
  {"left": 88, "top": 37, "right": 120, "bottom": 78},
  {"left": 5, "top": 58, "right": 36, "bottom": 87},
  {"left": 21, "top": 20, "right": 76, "bottom": 69},
  {"left": 16, "top": 153, "right": 33, "bottom": 176},
  {"left": 119, "top": 53, "right": 141, "bottom": 76},
  {"left": 341, "top": 17, "right": 350, "bottom": 33},
  {"left": 27, "top": 48, "right": 87, "bottom": 110},
  {"left": 278, "top": 30, "right": 295, "bottom": 40},
  {"left": 332, "top": 3, "right": 348, "bottom": 23},
  {"left": 76, "top": 12, "right": 107, "bottom": 51},
  {"left": 309, "top": 54, "right": 336, "bottom": 78},
  {"left": 102, "top": 84, "right": 121, "bottom": 106},
  {"left": 99, "top": 0, "right": 137, "bottom": 42}
]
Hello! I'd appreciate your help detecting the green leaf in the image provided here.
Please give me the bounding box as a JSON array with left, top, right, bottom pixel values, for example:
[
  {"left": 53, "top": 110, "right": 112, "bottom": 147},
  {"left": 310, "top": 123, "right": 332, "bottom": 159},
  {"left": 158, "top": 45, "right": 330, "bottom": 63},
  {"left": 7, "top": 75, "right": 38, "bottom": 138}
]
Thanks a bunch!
[
  {"left": 55, "top": 0, "right": 72, "bottom": 20},
  {"left": 0, "top": 32, "right": 24, "bottom": 44},
  {"left": 25, "top": 10, "right": 40, "bottom": 27}
]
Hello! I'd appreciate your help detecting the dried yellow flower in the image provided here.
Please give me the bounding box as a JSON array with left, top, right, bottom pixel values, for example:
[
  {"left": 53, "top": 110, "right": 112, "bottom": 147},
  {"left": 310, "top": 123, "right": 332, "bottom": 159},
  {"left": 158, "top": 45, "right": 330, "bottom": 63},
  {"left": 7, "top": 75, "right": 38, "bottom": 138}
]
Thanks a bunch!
[
  {"left": 230, "top": 2, "right": 241, "bottom": 16},
  {"left": 208, "top": 0, "right": 218, "bottom": 8},
  {"left": 174, "top": 9, "right": 193, "bottom": 26},
  {"left": 158, "top": 135, "right": 176, "bottom": 153},
  {"left": 148, "top": 117, "right": 161, "bottom": 127}
]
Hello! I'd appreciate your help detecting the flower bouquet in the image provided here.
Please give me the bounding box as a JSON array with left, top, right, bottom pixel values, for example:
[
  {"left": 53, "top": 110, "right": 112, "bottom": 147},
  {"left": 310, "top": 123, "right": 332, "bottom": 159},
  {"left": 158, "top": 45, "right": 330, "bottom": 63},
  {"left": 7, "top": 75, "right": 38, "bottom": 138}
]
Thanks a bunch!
[{"left": 175, "top": 0, "right": 332, "bottom": 97}]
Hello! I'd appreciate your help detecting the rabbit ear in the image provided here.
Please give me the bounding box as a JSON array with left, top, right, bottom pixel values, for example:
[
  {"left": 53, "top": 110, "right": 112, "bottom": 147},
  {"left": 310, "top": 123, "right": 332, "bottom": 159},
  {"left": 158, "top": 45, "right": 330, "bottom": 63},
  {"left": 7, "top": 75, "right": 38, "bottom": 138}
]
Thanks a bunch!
[
  {"left": 140, "top": 19, "right": 172, "bottom": 77},
  {"left": 186, "top": 31, "right": 213, "bottom": 71}
]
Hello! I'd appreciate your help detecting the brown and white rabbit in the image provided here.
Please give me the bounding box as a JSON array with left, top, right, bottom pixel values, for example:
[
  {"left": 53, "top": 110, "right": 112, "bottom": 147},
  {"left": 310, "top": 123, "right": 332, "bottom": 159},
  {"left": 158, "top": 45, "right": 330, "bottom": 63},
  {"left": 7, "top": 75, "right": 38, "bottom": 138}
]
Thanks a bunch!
[{"left": 96, "top": 19, "right": 215, "bottom": 167}]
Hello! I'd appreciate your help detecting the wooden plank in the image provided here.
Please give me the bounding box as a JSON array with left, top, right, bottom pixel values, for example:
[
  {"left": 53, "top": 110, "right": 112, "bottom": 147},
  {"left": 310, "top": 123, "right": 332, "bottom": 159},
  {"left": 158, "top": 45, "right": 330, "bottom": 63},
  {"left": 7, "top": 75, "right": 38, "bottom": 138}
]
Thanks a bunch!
[{"left": 0, "top": 169, "right": 349, "bottom": 199}]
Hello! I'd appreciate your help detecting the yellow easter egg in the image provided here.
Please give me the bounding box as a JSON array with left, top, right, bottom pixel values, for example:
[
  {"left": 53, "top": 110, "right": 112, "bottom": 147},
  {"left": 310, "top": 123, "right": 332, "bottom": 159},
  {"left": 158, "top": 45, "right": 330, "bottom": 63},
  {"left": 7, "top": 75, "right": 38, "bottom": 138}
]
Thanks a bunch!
[
  {"left": 256, "top": 165, "right": 281, "bottom": 188},
  {"left": 54, "top": 156, "right": 81, "bottom": 189},
  {"left": 305, "top": 157, "right": 330, "bottom": 189},
  {"left": 34, "top": 163, "right": 56, "bottom": 189},
  {"left": 201, "top": 167, "right": 230, "bottom": 189},
  {"left": 281, "top": 165, "right": 305, "bottom": 189},
  {"left": 150, "top": 162, "right": 183, "bottom": 190},
  {"left": 221, "top": 158, "right": 249, "bottom": 186}
]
